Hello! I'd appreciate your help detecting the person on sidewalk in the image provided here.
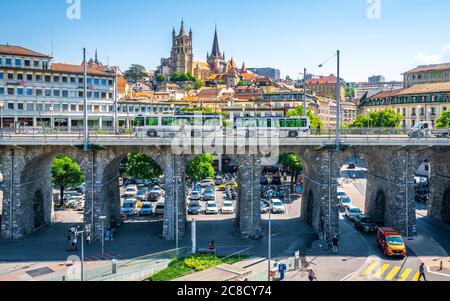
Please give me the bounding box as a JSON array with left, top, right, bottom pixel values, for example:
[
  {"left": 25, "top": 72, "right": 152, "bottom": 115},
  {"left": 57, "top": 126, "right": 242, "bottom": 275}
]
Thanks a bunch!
[
  {"left": 418, "top": 263, "right": 427, "bottom": 281},
  {"left": 308, "top": 268, "right": 317, "bottom": 281},
  {"left": 331, "top": 236, "right": 339, "bottom": 254}
]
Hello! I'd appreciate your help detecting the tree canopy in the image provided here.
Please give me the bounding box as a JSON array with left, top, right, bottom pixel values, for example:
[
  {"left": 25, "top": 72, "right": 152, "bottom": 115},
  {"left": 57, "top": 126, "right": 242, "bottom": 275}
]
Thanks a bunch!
[
  {"left": 186, "top": 154, "right": 215, "bottom": 181},
  {"left": 278, "top": 153, "right": 303, "bottom": 193},
  {"left": 124, "top": 153, "right": 163, "bottom": 180},
  {"left": 124, "top": 64, "right": 147, "bottom": 84},
  {"left": 52, "top": 155, "right": 85, "bottom": 188},
  {"left": 347, "top": 109, "right": 402, "bottom": 128},
  {"left": 156, "top": 74, "right": 166, "bottom": 83},
  {"left": 286, "top": 106, "right": 324, "bottom": 128},
  {"left": 171, "top": 72, "right": 196, "bottom": 82},
  {"left": 436, "top": 110, "right": 450, "bottom": 128}
]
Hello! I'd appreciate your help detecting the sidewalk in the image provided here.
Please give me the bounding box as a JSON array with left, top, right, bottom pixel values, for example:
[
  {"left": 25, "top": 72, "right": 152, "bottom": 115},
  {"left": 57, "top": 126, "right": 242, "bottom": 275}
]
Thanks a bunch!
[
  {"left": 407, "top": 233, "right": 450, "bottom": 278},
  {"left": 285, "top": 218, "right": 369, "bottom": 281}
]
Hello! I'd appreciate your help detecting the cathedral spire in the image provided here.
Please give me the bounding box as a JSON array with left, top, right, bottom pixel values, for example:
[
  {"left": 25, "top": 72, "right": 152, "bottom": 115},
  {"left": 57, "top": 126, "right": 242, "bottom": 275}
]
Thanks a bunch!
[
  {"left": 241, "top": 62, "right": 247, "bottom": 73},
  {"left": 179, "top": 19, "right": 185, "bottom": 36},
  {"left": 94, "top": 48, "right": 99, "bottom": 65},
  {"left": 211, "top": 25, "right": 221, "bottom": 57}
]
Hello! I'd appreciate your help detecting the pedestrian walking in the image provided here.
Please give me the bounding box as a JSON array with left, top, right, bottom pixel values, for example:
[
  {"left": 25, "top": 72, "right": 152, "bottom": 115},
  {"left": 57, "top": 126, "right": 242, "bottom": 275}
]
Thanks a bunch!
[
  {"left": 331, "top": 236, "right": 339, "bottom": 254},
  {"left": 418, "top": 263, "right": 427, "bottom": 281},
  {"left": 208, "top": 240, "right": 216, "bottom": 255},
  {"left": 308, "top": 268, "right": 317, "bottom": 281},
  {"left": 316, "top": 123, "right": 321, "bottom": 136}
]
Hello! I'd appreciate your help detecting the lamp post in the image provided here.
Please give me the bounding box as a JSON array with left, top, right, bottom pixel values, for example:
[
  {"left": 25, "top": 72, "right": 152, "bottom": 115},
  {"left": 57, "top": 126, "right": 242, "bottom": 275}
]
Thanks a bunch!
[
  {"left": 267, "top": 189, "right": 273, "bottom": 281},
  {"left": 99, "top": 215, "right": 107, "bottom": 258}
]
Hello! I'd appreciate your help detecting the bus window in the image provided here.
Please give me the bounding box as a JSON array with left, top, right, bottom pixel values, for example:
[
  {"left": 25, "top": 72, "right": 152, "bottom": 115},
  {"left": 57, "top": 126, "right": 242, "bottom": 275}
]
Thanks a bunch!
[
  {"left": 162, "top": 117, "right": 173, "bottom": 126},
  {"left": 133, "top": 117, "right": 144, "bottom": 127},
  {"left": 175, "top": 117, "right": 192, "bottom": 126},
  {"left": 279, "top": 119, "right": 286, "bottom": 127},
  {"left": 257, "top": 118, "right": 270, "bottom": 127},
  {"left": 146, "top": 117, "right": 158, "bottom": 126},
  {"left": 204, "top": 117, "right": 220, "bottom": 126},
  {"left": 245, "top": 119, "right": 257, "bottom": 127}
]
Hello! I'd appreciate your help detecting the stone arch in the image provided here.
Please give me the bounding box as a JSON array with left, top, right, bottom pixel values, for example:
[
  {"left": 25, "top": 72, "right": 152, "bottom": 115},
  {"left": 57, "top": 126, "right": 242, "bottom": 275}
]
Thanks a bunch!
[
  {"left": 373, "top": 189, "right": 386, "bottom": 225},
  {"left": 441, "top": 189, "right": 450, "bottom": 223}
]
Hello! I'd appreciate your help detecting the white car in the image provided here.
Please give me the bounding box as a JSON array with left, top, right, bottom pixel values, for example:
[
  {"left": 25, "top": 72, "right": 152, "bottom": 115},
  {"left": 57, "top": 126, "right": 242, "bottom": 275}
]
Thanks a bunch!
[
  {"left": 138, "top": 202, "right": 153, "bottom": 216},
  {"left": 345, "top": 205, "right": 362, "bottom": 221},
  {"left": 205, "top": 202, "right": 219, "bottom": 215},
  {"left": 154, "top": 198, "right": 165, "bottom": 216},
  {"left": 200, "top": 179, "right": 214, "bottom": 188},
  {"left": 124, "top": 185, "right": 138, "bottom": 197},
  {"left": 221, "top": 201, "right": 235, "bottom": 214},
  {"left": 189, "top": 191, "right": 202, "bottom": 201},
  {"left": 271, "top": 199, "right": 286, "bottom": 214}
]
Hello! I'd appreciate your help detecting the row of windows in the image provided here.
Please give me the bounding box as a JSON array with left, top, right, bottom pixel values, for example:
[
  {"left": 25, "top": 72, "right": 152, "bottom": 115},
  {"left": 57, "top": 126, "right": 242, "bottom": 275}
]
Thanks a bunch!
[
  {"left": 0, "top": 71, "right": 113, "bottom": 86},
  {"left": 369, "top": 94, "right": 450, "bottom": 106},
  {"left": 3, "top": 102, "right": 113, "bottom": 113},
  {"left": 0, "top": 86, "right": 113, "bottom": 99},
  {"left": 396, "top": 107, "right": 442, "bottom": 117},
  {"left": 0, "top": 57, "right": 48, "bottom": 69},
  {"left": 406, "top": 71, "right": 450, "bottom": 81}
]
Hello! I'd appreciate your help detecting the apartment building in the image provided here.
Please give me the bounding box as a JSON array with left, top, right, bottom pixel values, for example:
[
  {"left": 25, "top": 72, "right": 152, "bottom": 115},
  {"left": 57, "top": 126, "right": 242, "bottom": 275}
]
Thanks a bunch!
[
  {"left": 403, "top": 62, "right": 450, "bottom": 88},
  {"left": 0, "top": 45, "right": 116, "bottom": 130}
]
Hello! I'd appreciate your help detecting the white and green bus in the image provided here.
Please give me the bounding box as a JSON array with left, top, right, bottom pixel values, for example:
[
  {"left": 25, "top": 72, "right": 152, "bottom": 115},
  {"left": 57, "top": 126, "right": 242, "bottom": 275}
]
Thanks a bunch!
[
  {"left": 133, "top": 114, "right": 222, "bottom": 137},
  {"left": 234, "top": 116, "right": 310, "bottom": 137}
]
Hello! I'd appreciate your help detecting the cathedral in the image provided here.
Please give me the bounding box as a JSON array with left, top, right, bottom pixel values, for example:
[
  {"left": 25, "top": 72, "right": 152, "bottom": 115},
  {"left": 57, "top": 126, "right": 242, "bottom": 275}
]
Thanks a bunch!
[
  {"left": 158, "top": 22, "right": 259, "bottom": 87},
  {"left": 158, "top": 21, "right": 193, "bottom": 77}
]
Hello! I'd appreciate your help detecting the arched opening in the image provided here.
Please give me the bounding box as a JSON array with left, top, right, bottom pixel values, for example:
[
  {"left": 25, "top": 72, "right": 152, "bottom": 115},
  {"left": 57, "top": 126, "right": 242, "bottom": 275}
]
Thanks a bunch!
[
  {"left": 337, "top": 154, "right": 368, "bottom": 220},
  {"left": 373, "top": 190, "right": 386, "bottom": 226},
  {"left": 441, "top": 189, "right": 450, "bottom": 224},
  {"left": 414, "top": 159, "right": 431, "bottom": 210},
  {"left": 51, "top": 154, "right": 86, "bottom": 224},
  {"left": 103, "top": 152, "right": 165, "bottom": 239}
]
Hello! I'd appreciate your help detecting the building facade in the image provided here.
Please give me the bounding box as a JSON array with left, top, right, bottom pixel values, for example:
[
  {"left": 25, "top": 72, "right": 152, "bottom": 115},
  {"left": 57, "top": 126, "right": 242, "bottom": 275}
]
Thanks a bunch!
[
  {"left": 158, "top": 21, "right": 194, "bottom": 77},
  {"left": 359, "top": 82, "right": 450, "bottom": 128},
  {"left": 306, "top": 74, "right": 346, "bottom": 101},
  {"left": 403, "top": 63, "right": 450, "bottom": 88},
  {"left": 0, "top": 45, "right": 116, "bottom": 130},
  {"left": 247, "top": 68, "right": 281, "bottom": 82}
]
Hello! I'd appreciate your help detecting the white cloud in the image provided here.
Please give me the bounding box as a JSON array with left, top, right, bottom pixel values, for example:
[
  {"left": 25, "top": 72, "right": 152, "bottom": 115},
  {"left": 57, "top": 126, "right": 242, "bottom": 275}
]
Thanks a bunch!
[{"left": 416, "top": 43, "right": 450, "bottom": 65}]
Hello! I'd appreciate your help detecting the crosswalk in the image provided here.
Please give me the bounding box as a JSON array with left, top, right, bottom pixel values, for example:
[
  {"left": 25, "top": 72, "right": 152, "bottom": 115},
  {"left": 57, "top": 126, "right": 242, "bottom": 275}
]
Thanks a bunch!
[{"left": 352, "top": 259, "right": 420, "bottom": 281}]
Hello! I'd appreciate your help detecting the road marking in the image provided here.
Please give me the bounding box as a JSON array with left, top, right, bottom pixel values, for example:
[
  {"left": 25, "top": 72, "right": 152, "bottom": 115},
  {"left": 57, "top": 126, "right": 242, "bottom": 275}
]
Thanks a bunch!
[
  {"left": 362, "top": 261, "right": 379, "bottom": 276},
  {"left": 412, "top": 272, "right": 420, "bottom": 281},
  {"left": 374, "top": 264, "right": 390, "bottom": 279},
  {"left": 398, "top": 268, "right": 413, "bottom": 281},
  {"left": 385, "top": 266, "right": 401, "bottom": 281}
]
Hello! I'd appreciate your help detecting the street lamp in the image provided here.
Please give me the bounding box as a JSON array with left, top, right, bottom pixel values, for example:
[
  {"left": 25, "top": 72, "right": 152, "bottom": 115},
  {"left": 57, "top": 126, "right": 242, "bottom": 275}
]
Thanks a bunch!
[
  {"left": 99, "top": 215, "right": 107, "bottom": 258},
  {"left": 267, "top": 189, "right": 273, "bottom": 281}
]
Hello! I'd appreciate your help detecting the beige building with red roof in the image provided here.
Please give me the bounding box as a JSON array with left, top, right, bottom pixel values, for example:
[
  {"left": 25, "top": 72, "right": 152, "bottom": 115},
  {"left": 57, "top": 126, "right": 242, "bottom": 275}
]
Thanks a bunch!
[
  {"left": 0, "top": 44, "right": 118, "bottom": 129},
  {"left": 403, "top": 62, "right": 450, "bottom": 88}
]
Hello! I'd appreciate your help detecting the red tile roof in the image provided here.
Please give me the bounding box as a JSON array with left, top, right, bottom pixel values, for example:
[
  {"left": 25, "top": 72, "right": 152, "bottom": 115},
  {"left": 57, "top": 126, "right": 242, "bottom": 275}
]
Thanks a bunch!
[
  {"left": 369, "top": 88, "right": 405, "bottom": 99},
  {"left": 307, "top": 74, "right": 337, "bottom": 85},
  {"left": 0, "top": 45, "right": 51, "bottom": 58},
  {"left": 403, "top": 63, "right": 450, "bottom": 75},
  {"left": 51, "top": 63, "right": 114, "bottom": 76}
]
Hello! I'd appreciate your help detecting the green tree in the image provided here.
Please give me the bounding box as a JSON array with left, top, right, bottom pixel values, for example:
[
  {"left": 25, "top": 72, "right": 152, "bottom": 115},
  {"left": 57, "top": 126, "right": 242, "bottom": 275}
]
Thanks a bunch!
[
  {"left": 436, "top": 110, "right": 450, "bottom": 128},
  {"left": 156, "top": 74, "right": 166, "bottom": 83},
  {"left": 347, "top": 109, "right": 402, "bottom": 128},
  {"left": 286, "top": 106, "right": 324, "bottom": 129},
  {"left": 52, "top": 154, "right": 85, "bottom": 206},
  {"left": 125, "top": 153, "right": 163, "bottom": 180},
  {"left": 194, "top": 79, "right": 204, "bottom": 90},
  {"left": 124, "top": 64, "right": 147, "bottom": 84},
  {"left": 278, "top": 153, "right": 303, "bottom": 193},
  {"left": 186, "top": 154, "right": 215, "bottom": 181},
  {"left": 181, "top": 106, "right": 214, "bottom": 114},
  {"left": 345, "top": 87, "right": 356, "bottom": 99},
  {"left": 237, "top": 80, "right": 252, "bottom": 86}
]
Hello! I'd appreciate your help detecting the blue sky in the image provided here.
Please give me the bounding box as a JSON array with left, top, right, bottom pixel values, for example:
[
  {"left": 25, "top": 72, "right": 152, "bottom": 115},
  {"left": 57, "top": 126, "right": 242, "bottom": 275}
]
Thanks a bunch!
[{"left": 1, "top": 0, "right": 450, "bottom": 82}]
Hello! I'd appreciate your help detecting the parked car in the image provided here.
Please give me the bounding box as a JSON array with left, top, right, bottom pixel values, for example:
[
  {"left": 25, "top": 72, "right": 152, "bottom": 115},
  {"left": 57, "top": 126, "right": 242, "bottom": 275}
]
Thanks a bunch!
[
  {"left": 271, "top": 199, "right": 286, "bottom": 214},
  {"left": 189, "top": 191, "right": 202, "bottom": 201},
  {"left": 221, "top": 201, "right": 235, "bottom": 214},
  {"left": 203, "top": 187, "right": 216, "bottom": 201},
  {"left": 136, "top": 190, "right": 149, "bottom": 201},
  {"left": 121, "top": 199, "right": 136, "bottom": 216},
  {"left": 337, "top": 187, "right": 346, "bottom": 199},
  {"left": 354, "top": 214, "right": 378, "bottom": 233},
  {"left": 205, "top": 202, "right": 219, "bottom": 215},
  {"left": 154, "top": 198, "right": 165, "bottom": 216},
  {"left": 138, "top": 202, "right": 153, "bottom": 216},
  {"left": 215, "top": 177, "right": 224, "bottom": 186},
  {"left": 124, "top": 185, "right": 138, "bottom": 197},
  {"left": 271, "top": 176, "right": 282, "bottom": 186},
  {"left": 260, "top": 201, "right": 269, "bottom": 214},
  {"left": 135, "top": 179, "right": 144, "bottom": 185},
  {"left": 187, "top": 202, "right": 202, "bottom": 215},
  {"left": 376, "top": 227, "right": 407, "bottom": 257},
  {"left": 74, "top": 201, "right": 84, "bottom": 211},
  {"left": 65, "top": 196, "right": 82, "bottom": 208},
  {"left": 200, "top": 179, "right": 214, "bottom": 188},
  {"left": 339, "top": 196, "right": 352, "bottom": 208},
  {"left": 345, "top": 205, "right": 362, "bottom": 221}
]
